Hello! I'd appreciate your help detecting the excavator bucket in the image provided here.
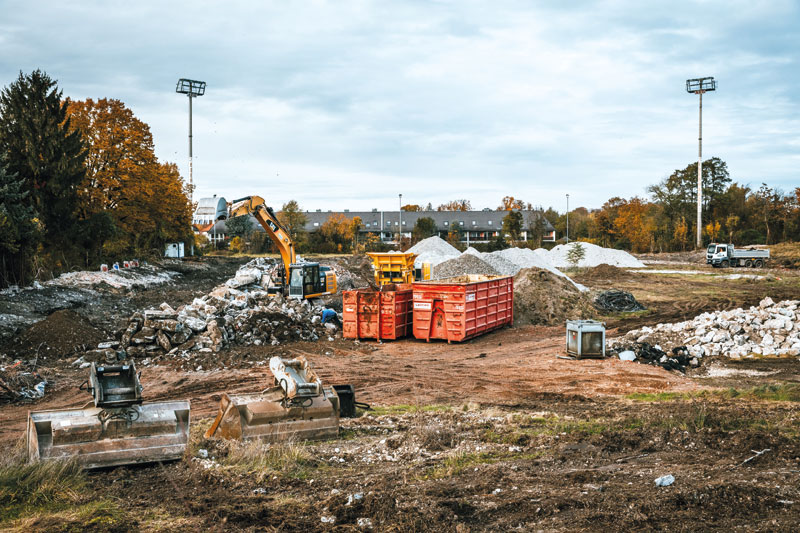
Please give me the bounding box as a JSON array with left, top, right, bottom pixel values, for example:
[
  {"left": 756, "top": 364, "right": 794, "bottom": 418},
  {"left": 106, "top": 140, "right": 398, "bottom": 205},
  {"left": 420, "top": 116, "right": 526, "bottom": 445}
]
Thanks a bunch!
[
  {"left": 26, "top": 363, "right": 190, "bottom": 469},
  {"left": 205, "top": 355, "right": 339, "bottom": 442}
]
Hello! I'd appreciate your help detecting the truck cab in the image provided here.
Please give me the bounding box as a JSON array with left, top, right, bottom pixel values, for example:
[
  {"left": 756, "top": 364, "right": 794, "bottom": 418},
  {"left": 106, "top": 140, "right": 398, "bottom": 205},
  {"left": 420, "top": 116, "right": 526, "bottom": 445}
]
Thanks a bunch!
[{"left": 706, "top": 243, "right": 729, "bottom": 264}]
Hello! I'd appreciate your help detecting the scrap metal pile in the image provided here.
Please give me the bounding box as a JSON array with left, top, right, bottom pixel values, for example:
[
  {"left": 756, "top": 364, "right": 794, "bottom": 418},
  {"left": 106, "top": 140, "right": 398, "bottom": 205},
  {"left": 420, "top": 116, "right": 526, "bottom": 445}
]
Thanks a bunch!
[
  {"left": 84, "top": 259, "right": 339, "bottom": 365},
  {"left": 593, "top": 289, "right": 645, "bottom": 313}
]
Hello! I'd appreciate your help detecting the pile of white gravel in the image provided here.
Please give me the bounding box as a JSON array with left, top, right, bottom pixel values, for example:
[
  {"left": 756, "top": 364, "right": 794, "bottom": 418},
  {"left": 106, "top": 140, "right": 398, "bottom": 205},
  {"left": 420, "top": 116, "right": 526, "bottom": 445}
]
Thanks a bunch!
[
  {"left": 407, "top": 236, "right": 461, "bottom": 267},
  {"left": 451, "top": 246, "right": 587, "bottom": 292},
  {"left": 548, "top": 242, "right": 645, "bottom": 268}
]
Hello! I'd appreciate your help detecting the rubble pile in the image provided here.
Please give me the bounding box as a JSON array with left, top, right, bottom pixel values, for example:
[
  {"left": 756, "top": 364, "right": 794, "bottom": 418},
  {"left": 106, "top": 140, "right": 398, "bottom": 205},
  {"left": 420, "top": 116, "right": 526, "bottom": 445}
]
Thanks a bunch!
[
  {"left": 88, "top": 259, "right": 339, "bottom": 364},
  {"left": 0, "top": 363, "right": 47, "bottom": 403},
  {"left": 617, "top": 297, "right": 800, "bottom": 359},
  {"left": 433, "top": 254, "right": 499, "bottom": 279}
]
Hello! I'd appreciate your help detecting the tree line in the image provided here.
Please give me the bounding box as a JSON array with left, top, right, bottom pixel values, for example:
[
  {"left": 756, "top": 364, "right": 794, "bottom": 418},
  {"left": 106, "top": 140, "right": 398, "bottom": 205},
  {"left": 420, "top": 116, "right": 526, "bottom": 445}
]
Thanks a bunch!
[{"left": 0, "top": 70, "right": 192, "bottom": 286}]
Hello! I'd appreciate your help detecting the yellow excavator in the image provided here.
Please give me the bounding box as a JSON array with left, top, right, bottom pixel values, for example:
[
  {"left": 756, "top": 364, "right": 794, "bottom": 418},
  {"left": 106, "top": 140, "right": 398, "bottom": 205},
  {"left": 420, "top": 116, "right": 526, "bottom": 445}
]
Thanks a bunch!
[{"left": 229, "top": 196, "right": 337, "bottom": 299}]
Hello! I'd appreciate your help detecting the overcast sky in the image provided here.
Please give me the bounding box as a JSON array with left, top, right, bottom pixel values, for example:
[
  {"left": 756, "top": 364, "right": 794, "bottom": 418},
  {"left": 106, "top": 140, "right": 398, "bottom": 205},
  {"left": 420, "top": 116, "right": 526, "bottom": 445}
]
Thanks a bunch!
[{"left": 2, "top": 1, "right": 798, "bottom": 212}]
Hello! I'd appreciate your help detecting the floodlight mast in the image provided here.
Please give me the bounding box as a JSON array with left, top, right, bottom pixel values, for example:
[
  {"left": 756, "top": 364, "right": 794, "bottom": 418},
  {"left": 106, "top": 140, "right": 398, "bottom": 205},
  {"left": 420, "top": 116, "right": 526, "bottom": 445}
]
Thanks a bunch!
[
  {"left": 686, "top": 77, "right": 716, "bottom": 249},
  {"left": 176, "top": 78, "right": 206, "bottom": 206}
]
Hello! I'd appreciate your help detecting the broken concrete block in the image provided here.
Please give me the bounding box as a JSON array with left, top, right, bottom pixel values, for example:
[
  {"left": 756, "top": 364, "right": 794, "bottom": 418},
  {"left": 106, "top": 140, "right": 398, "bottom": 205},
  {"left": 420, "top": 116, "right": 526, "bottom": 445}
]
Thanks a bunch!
[
  {"left": 182, "top": 316, "right": 207, "bottom": 332},
  {"left": 145, "top": 319, "right": 181, "bottom": 332},
  {"left": 156, "top": 330, "right": 172, "bottom": 351},
  {"left": 170, "top": 328, "right": 191, "bottom": 345}
]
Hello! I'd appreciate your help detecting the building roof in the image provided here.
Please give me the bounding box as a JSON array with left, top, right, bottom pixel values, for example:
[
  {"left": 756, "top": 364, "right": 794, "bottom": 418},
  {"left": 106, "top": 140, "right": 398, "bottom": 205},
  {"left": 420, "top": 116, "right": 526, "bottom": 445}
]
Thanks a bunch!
[{"left": 300, "top": 210, "right": 554, "bottom": 233}]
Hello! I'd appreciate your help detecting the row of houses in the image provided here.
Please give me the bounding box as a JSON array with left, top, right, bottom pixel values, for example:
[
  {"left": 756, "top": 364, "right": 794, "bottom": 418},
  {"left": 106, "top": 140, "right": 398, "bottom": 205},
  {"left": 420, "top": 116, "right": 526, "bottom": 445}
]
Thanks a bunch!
[{"left": 192, "top": 196, "right": 556, "bottom": 244}]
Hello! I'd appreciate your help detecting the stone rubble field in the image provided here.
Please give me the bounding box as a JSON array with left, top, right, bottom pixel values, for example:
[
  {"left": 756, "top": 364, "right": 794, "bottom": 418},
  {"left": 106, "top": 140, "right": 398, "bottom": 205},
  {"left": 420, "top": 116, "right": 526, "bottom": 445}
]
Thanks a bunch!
[
  {"left": 616, "top": 297, "right": 800, "bottom": 359},
  {"left": 82, "top": 258, "right": 339, "bottom": 367}
]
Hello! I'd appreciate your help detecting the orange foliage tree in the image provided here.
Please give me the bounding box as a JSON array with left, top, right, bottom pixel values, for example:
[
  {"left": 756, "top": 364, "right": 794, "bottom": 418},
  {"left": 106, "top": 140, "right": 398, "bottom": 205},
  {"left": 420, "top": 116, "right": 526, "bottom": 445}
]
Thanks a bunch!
[
  {"left": 612, "top": 197, "right": 656, "bottom": 253},
  {"left": 497, "top": 196, "right": 525, "bottom": 210},
  {"left": 437, "top": 199, "right": 472, "bottom": 211},
  {"left": 67, "top": 98, "right": 191, "bottom": 254}
]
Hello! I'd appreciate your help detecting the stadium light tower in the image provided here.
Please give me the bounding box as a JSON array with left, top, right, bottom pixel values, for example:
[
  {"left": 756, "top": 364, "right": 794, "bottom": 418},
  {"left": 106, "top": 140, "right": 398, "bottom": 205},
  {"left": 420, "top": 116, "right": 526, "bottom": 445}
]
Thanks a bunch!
[
  {"left": 686, "top": 76, "right": 716, "bottom": 249},
  {"left": 176, "top": 78, "right": 206, "bottom": 205}
]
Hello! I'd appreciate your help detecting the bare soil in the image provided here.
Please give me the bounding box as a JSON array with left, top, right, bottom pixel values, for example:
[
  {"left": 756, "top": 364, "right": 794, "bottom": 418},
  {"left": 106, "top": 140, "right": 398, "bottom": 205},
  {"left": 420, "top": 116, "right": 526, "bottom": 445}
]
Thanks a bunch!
[{"left": 2, "top": 256, "right": 800, "bottom": 531}]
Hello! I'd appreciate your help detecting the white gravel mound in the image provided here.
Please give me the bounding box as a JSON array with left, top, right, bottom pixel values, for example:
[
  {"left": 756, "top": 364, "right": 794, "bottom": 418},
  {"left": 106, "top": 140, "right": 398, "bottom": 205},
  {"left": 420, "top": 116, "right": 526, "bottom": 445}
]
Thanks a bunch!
[
  {"left": 408, "top": 236, "right": 460, "bottom": 267},
  {"left": 548, "top": 242, "right": 645, "bottom": 268}
]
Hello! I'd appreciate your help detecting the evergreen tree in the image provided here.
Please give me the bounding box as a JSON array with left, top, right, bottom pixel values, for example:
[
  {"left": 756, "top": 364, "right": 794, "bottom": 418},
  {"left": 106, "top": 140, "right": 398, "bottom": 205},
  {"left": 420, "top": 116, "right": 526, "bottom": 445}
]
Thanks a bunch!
[
  {"left": 0, "top": 70, "right": 86, "bottom": 246},
  {"left": 0, "top": 159, "right": 37, "bottom": 285}
]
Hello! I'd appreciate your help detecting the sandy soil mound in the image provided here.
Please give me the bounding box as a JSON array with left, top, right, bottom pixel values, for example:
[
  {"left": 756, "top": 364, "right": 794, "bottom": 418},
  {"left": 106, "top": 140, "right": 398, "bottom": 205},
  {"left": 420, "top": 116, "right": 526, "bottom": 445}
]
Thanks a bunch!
[
  {"left": 513, "top": 268, "right": 596, "bottom": 325},
  {"left": 578, "top": 263, "right": 633, "bottom": 281},
  {"left": 10, "top": 309, "right": 107, "bottom": 359}
]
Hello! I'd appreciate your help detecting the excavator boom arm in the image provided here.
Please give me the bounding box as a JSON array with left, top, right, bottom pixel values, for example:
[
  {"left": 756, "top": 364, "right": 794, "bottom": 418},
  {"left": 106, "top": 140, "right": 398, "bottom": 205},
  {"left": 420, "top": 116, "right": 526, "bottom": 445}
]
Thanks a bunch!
[{"left": 229, "top": 196, "right": 296, "bottom": 275}]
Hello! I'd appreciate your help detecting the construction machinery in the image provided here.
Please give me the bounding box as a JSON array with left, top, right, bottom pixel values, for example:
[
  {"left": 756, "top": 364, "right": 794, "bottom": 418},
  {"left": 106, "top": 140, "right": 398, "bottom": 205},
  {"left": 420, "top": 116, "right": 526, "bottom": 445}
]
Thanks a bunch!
[
  {"left": 229, "top": 195, "right": 337, "bottom": 299},
  {"left": 367, "top": 251, "right": 430, "bottom": 286},
  {"left": 205, "top": 355, "right": 340, "bottom": 442},
  {"left": 26, "top": 362, "right": 190, "bottom": 469},
  {"left": 706, "top": 243, "right": 769, "bottom": 268}
]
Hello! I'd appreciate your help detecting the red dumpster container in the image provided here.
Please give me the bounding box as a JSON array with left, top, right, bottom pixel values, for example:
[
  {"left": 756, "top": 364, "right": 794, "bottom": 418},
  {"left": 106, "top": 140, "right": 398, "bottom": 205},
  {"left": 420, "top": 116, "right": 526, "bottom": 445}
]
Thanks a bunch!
[
  {"left": 412, "top": 275, "right": 513, "bottom": 342},
  {"left": 342, "top": 284, "right": 413, "bottom": 340}
]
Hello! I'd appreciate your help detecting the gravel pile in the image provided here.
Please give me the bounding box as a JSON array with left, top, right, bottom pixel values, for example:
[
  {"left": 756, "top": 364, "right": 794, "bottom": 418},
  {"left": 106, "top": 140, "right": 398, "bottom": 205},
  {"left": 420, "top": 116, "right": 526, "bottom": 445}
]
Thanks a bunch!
[
  {"left": 82, "top": 259, "right": 339, "bottom": 366},
  {"left": 614, "top": 297, "right": 800, "bottom": 359},
  {"left": 480, "top": 253, "right": 521, "bottom": 276},
  {"left": 407, "top": 237, "right": 461, "bottom": 268},
  {"left": 433, "top": 254, "right": 499, "bottom": 279},
  {"left": 548, "top": 242, "right": 646, "bottom": 268}
]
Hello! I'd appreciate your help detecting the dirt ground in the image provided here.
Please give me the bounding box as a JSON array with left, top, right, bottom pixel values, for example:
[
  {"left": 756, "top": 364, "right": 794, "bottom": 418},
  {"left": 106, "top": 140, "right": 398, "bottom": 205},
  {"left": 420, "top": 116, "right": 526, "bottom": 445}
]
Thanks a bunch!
[{"left": 2, "top": 254, "right": 800, "bottom": 531}]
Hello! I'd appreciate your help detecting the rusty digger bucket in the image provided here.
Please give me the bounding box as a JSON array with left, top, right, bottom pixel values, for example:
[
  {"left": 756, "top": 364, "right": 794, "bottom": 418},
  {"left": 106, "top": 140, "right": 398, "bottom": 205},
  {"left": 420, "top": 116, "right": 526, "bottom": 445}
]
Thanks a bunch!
[
  {"left": 205, "top": 355, "right": 340, "bottom": 443},
  {"left": 26, "top": 362, "right": 190, "bottom": 469}
]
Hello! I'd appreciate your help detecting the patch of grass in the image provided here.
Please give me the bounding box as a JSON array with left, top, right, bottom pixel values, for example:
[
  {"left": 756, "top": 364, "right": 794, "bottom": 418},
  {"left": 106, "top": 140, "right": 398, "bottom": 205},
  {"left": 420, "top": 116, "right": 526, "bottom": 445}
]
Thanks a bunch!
[
  {"left": 425, "top": 451, "right": 499, "bottom": 479},
  {"left": 3, "top": 499, "right": 133, "bottom": 532},
  {"left": 627, "top": 384, "right": 800, "bottom": 403},
  {"left": 0, "top": 442, "right": 86, "bottom": 524},
  {"left": 369, "top": 404, "right": 451, "bottom": 416},
  {"left": 219, "top": 440, "right": 320, "bottom": 482}
]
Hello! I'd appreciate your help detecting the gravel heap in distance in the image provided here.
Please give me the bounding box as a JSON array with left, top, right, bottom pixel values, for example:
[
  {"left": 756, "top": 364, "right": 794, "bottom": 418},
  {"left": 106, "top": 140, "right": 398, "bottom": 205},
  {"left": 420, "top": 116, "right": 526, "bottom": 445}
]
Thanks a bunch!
[
  {"left": 615, "top": 297, "right": 800, "bottom": 359},
  {"left": 407, "top": 237, "right": 461, "bottom": 268},
  {"left": 548, "top": 242, "right": 646, "bottom": 268},
  {"left": 433, "top": 254, "right": 499, "bottom": 279}
]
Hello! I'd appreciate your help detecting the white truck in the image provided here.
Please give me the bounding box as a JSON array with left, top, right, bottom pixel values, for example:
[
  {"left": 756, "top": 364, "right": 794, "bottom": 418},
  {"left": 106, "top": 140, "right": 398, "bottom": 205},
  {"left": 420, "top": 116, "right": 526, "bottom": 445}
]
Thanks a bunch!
[{"left": 706, "top": 243, "right": 769, "bottom": 268}]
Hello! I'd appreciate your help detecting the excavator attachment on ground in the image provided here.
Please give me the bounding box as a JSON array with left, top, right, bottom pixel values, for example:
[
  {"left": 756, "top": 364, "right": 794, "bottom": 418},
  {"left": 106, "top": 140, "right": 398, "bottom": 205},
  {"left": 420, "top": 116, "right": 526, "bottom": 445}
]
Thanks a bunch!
[
  {"left": 26, "top": 362, "right": 190, "bottom": 469},
  {"left": 205, "top": 355, "right": 340, "bottom": 442}
]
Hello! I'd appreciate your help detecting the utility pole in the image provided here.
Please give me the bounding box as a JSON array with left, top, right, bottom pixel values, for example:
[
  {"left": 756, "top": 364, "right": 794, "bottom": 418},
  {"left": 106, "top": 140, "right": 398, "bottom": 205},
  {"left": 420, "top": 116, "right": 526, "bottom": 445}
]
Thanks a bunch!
[
  {"left": 176, "top": 78, "right": 206, "bottom": 206},
  {"left": 398, "top": 193, "right": 403, "bottom": 246},
  {"left": 566, "top": 194, "right": 570, "bottom": 244},
  {"left": 686, "top": 77, "right": 716, "bottom": 249}
]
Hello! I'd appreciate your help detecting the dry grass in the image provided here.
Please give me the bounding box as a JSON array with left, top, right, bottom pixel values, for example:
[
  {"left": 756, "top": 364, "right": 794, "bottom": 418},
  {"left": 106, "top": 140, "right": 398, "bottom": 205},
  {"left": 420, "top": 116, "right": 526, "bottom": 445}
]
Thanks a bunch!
[{"left": 218, "top": 439, "right": 320, "bottom": 483}]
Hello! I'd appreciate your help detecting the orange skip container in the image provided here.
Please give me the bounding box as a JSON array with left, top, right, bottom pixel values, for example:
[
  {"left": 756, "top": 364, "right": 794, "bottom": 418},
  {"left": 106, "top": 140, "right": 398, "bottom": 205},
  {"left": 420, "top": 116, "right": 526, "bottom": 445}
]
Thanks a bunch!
[
  {"left": 411, "top": 275, "right": 513, "bottom": 342},
  {"left": 342, "top": 284, "right": 414, "bottom": 341}
]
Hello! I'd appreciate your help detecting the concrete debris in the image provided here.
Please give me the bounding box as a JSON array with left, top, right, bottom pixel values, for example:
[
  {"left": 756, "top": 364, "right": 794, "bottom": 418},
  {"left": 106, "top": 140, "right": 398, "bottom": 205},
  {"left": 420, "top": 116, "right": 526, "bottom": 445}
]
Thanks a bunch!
[
  {"left": 655, "top": 474, "right": 675, "bottom": 487},
  {"left": 617, "top": 298, "right": 800, "bottom": 359},
  {"left": 105, "top": 259, "right": 339, "bottom": 364}
]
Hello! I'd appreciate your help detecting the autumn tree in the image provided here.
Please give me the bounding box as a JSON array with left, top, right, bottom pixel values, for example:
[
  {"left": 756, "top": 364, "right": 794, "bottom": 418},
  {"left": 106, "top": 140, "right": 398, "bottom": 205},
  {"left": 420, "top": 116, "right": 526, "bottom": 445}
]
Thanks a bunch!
[
  {"left": 673, "top": 217, "right": 689, "bottom": 250},
  {"left": 613, "top": 197, "right": 656, "bottom": 253},
  {"left": 497, "top": 196, "right": 525, "bottom": 210},
  {"left": 502, "top": 211, "right": 523, "bottom": 244},
  {"left": 526, "top": 210, "right": 548, "bottom": 247},
  {"left": 0, "top": 70, "right": 86, "bottom": 252},
  {"left": 226, "top": 215, "right": 254, "bottom": 238},
  {"left": 277, "top": 200, "right": 308, "bottom": 243},
  {"left": 437, "top": 199, "right": 472, "bottom": 211},
  {"left": 412, "top": 216, "right": 437, "bottom": 242},
  {"left": 318, "top": 213, "right": 351, "bottom": 253},
  {"left": 401, "top": 204, "right": 422, "bottom": 212},
  {"left": 67, "top": 98, "right": 191, "bottom": 255},
  {"left": 350, "top": 216, "right": 364, "bottom": 252}
]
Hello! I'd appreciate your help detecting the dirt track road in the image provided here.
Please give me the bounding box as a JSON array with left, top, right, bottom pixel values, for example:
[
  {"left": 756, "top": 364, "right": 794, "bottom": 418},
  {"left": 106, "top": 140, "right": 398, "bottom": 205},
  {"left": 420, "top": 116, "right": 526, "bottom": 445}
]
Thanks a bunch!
[{"left": 0, "top": 325, "right": 696, "bottom": 447}]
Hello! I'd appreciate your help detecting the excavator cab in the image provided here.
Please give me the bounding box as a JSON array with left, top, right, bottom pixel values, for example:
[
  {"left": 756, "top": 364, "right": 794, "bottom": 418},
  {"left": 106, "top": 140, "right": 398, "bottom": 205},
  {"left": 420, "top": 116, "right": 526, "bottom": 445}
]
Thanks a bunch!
[{"left": 288, "top": 263, "right": 337, "bottom": 299}]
